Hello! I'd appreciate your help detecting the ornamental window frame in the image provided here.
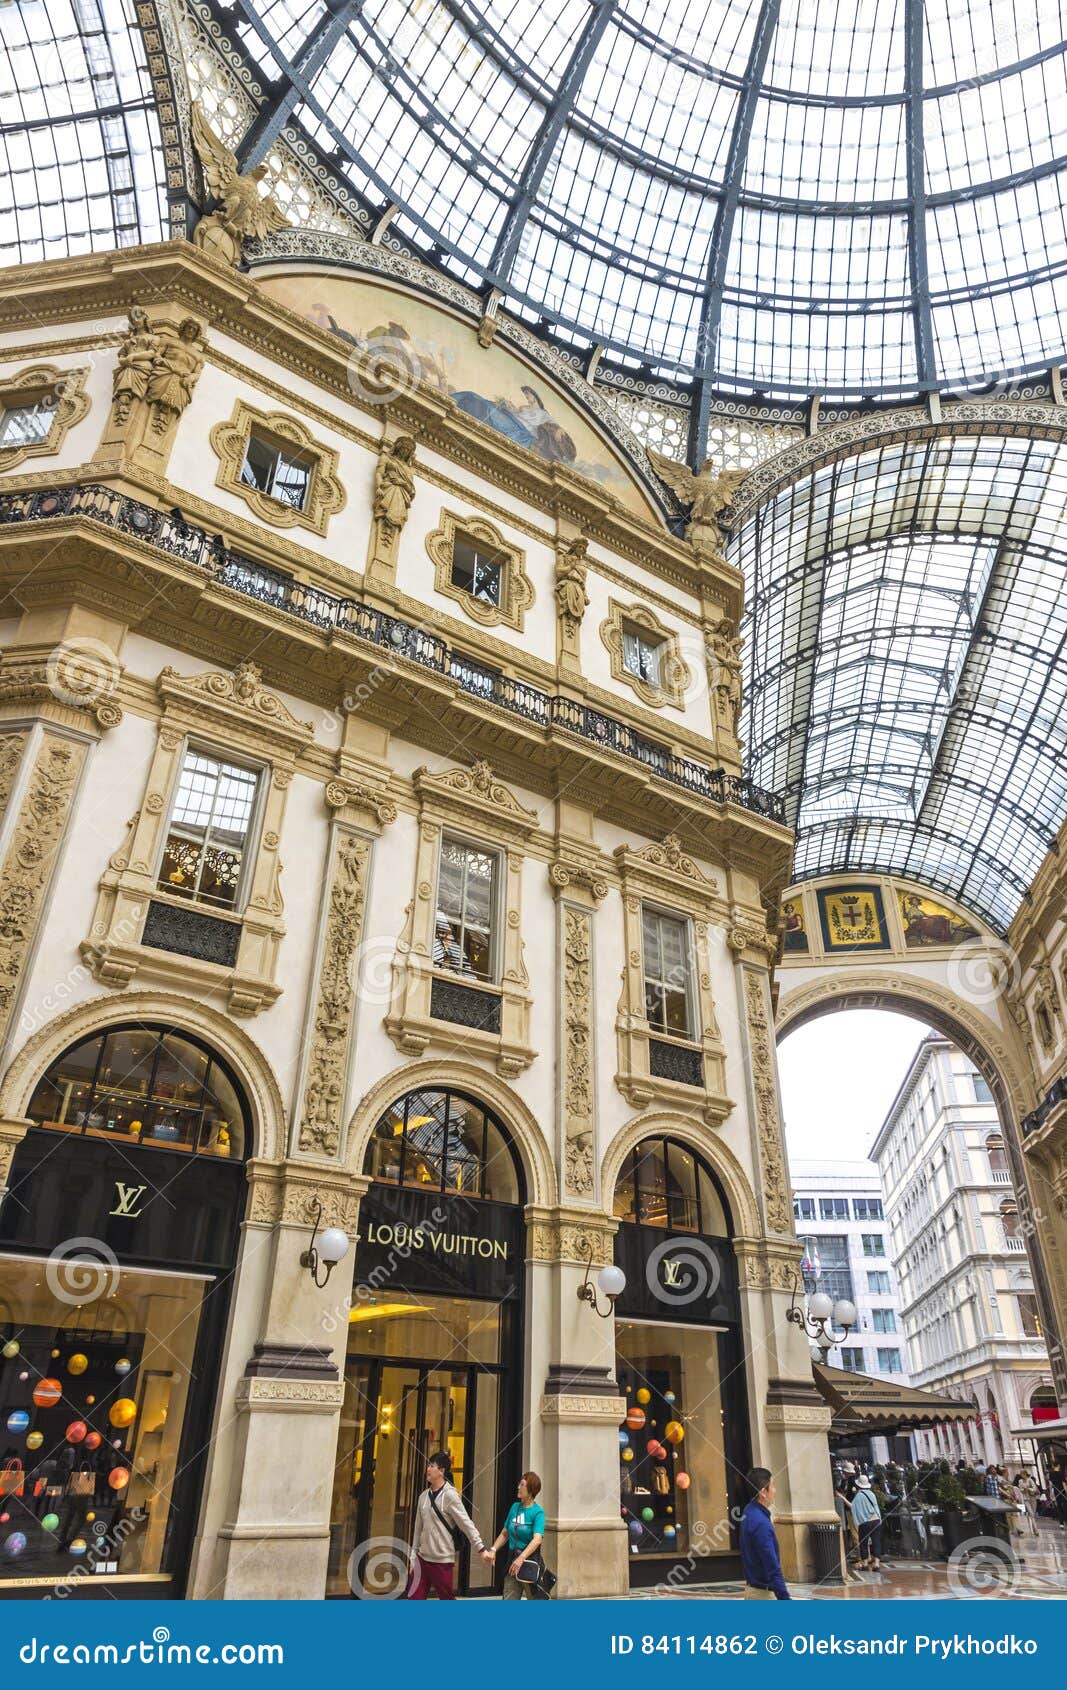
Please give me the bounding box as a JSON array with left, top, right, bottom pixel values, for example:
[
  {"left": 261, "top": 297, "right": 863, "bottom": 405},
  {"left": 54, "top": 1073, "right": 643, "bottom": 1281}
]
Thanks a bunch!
[
  {"left": 209, "top": 398, "right": 346, "bottom": 535},
  {"left": 600, "top": 598, "right": 691, "bottom": 710},
  {"left": 81, "top": 663, "right": 313, "bottom": 1017},
  {"left": 426, "top": 510, "right": 534, "bottom": 632},
  {"left": 433, "top": 832, "right": 502, "bottom": 984},
  {"left": 154, "top": 743, "right": 267, "bottom": 915},
  {"left": 0, "top": 364, "right": 90, "bottom": 471},
  {"left": 385, "top": 761, "right": 538, "bottom": 1077}
]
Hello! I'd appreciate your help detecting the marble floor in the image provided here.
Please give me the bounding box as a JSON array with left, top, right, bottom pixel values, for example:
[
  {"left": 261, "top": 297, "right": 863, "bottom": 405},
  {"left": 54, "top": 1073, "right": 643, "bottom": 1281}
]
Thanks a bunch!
[{"left": 620, "top": 1524, "right": 1067, "bottom": 1600}]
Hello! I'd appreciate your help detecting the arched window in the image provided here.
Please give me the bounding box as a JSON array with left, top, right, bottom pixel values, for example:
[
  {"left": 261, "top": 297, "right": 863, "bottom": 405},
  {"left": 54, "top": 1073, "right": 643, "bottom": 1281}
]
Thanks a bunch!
[
  {"left": 986, "top": 1133, "right": 1008, "bottom": 1175},
  {"left": 999, "top": 1198, "right": 1020, "bottom": 1243},
  {"left": 26, "top": 1025, "right": 248, "bottom": 1158},
  {"left": 613, "top": 1135, "right": 730, "bottom": 1236},
  {"left": 365, "top": 1088, "right": 522, "bottom": 1205}
]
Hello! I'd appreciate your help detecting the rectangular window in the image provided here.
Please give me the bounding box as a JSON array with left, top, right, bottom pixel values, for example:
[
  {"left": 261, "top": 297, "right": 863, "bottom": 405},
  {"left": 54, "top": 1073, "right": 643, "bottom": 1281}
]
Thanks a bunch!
[
  {"left": 435, "top": 837, "right": 498, "bottom": 982},
  {"left": 641, "top": 906, "right": 694, "bottom": 1038},
  {"left": 819, "top": 1197, "right": 849, "bottom": 1219},
  {"left": 451, "top": 533, "right": 503, "bottom": 605},
  {"left": 158, "top": 748, "right": 260, "bottom": 910},
  {"left": 0, "top": 389, "right": 58, "bottom": 449},
  {"left": 867, "top": 1270, "right": 891, "bottom": 1293},
  {"left": 876, "top": 1347, "right": 903, "bottom": 1373},
  {"left": 793, "top": 1196, "right": 816, "bottom": 1221},
  {"left": 862, "top": 1233, "right": 886, "bottom": 1256},
  {"left": 1017, "top": 1294, "right": 1043, "bottom": 1338},
  {"left": 837, "top": 1348, "right": 866, "bottom": 1373},
  {"left": 872, "top": 1308, "right": 896, "bottom": 1333},
  {"left": 240, "top": 430, "right": 313, "bottom": 508},
  {"left": 621, "top": 624, "right": 663, "bottom": 686},
  {"left": 973, "top": 1075, "right": 994, "bottom": 1104},
  {"left": 853, "top": 1197, "right": 883, "bottom": 1219},
  {"left": 800, "top": 1235, "right": 853, "bottom": 1303}
]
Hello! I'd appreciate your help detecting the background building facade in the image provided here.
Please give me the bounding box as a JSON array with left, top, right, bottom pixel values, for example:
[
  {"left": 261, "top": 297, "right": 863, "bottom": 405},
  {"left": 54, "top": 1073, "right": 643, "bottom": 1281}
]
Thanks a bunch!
[
  {"left": 792, "top": 1159, "right": 907, "bottom": 1385},
  {"left": 872, "top": 1035, "right": 1055, "bottom": 1468}
]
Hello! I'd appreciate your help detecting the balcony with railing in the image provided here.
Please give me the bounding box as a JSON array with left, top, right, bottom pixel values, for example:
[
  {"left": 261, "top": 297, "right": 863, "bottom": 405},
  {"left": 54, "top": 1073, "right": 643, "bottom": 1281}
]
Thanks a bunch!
[{"left": 0, "top": 483, "right": 786, "bottom": 828}]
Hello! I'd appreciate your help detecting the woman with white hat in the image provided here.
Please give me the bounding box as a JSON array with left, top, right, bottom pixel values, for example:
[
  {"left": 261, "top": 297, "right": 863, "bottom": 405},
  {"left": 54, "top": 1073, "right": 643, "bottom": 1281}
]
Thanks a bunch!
[{"left": 849, "top": 1475, "right": 884, "bottom": 1572}]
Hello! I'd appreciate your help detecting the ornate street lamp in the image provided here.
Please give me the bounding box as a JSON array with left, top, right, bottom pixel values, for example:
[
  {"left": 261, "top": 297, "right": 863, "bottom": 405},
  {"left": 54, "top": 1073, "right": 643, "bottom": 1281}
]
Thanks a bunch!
[{"left": 786, "top": 1271, "right": 857, "bottom": 1361}]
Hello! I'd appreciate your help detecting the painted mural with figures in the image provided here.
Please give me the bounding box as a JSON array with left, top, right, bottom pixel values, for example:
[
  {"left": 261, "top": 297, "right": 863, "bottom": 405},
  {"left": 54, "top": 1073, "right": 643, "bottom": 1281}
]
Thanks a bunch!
[{"left": 257, "top": 271, "right": 654, "bottom": 518}]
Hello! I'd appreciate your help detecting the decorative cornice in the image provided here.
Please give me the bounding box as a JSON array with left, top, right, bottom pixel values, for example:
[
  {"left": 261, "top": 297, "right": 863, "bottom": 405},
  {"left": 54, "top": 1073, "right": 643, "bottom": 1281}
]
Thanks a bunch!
[
  {"left": 413, "top": 759, "right": 540, "bottom": 842},
  {"left": 157, "top": 660, "right": 314, "bottom": 757}
]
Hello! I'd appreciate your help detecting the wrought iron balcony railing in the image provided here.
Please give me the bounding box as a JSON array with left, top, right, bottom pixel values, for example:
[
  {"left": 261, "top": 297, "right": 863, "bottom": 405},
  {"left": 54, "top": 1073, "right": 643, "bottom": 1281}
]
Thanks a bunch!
[{"left": 0, "top": 483, "right": 786, "bottom": 826}]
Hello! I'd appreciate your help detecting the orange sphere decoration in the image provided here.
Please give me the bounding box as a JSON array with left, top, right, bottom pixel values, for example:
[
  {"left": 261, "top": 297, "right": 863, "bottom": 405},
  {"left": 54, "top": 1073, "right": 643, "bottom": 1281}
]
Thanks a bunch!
[
  {"left": 664, "top": 1420, "right": 685, "bottom": 1444},
  {"left": 83, "top": 1431, "right": 101, "bottom": 1451},
  {"left": 107, "top": 1467, "right": 129, "bottom": 1491},
  {"left": 108, "top": 1398, "right": 137, "bottom": 1429},
  {"left": 65, "top": 1421, "right": 88, "bottom": 1444},
  {"left": 32, "top": 1378, "right": 62, "bottom": 1409},
  {"left": 85, "top": 1396, "right": 96, "bottom": 1406},
  {"left": 635, "top": 1388, "right": 651, "bottom": 1405},
  {"left": 67, "top": 1354, "right": 88, "bottom": 1377},
  {"left": 676, "top": 1471, "right": 691, "bottom": 1490},
  {"left": 624, "top": 1406, "right": 646, "bottom": 1431}
]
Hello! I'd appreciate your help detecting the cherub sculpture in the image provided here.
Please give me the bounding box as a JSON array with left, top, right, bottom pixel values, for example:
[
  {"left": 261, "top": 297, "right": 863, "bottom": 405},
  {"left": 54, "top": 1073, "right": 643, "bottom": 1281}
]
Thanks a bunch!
[
  {"left": 190, "top": 104, "right": 290, "bottom": 267},
  {"left": 647, "top": 450, "right": 747, "bottom": 561}
]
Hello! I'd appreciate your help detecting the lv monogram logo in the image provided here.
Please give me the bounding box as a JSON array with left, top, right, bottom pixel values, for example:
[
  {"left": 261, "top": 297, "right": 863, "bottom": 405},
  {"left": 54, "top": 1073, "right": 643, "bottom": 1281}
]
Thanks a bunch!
[
  {"left": 661, "top": 1257, "right": 684, "bottom": 1288},
  {"left": 110, "top": 1182, "right": 147, "bottom": 1219}
]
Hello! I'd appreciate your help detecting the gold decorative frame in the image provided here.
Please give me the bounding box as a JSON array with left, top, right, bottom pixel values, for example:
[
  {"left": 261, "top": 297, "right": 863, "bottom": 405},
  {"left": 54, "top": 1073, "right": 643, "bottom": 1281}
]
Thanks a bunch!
[
  {"left": 426, "top": 510, "right": 534, "bottom": 632},
  {"left": 82, "top": 661, "right": 314, "bottom": 1016},
  {"left": 0, "top": 364, "right": 90, "bottom": 471},
  {"left": 385, "top": 759, "right": 538, "bottom": 1076},
  {"left": 599, "top": 597, "right": 691, "bottom": 710},
  {"left": 208, "top": 399, "right": 346, "bottom": 535},
  {"left": 613, "top": 834, "right": 731, "bottom": 1125}
]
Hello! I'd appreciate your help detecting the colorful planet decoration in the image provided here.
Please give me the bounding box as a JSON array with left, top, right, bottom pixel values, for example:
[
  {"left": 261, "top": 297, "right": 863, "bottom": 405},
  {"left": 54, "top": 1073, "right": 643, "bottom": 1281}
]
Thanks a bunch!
[
  {"left": 625, "top": 1407, "right": 645, "bottom": 1431},
  {"left": 109, "top": 1398, "right": 137, "bottom": 1429},
  {"left": 636, "top": 1387, "right": 651, "bottom": 1405},
  {"left": 107, "top": 1467, "right": 129, "bottom": 1490},
  {"left": 6, "top": 1410, "right": 29, "bottom": 1434},
  {"left": 676, "top": 1472, "right": 691, "bottom": 1490},
  {"left": 111, "top": 1438, "right": 122, "bottom": 1448},
  {"left": 621, "top": 1447, "right": 634, "bottom": 1462},
  {"left": 85, "top": 1512, "right": 96, "bottom": 1523},
  {"left": 1, "top": 1339, "right": 19, "bottom": 1359},
  {"left": 664, "top": 1420, "right": 685, "bottom": 1444},
  {"left": 69, "top": 1539, "right": 88, "bottom": 1556},
  {"left": 65, "top": 1421, "right": 87, "bottom": 1444},
  {"left": 84, "top": 1432, "right": 101, "bottom": 1451},
  {"left": 85, "top": 1396, "right": 96, "bottom": 1406},
  {"left": 3, "top": 1533, "right": 26, "bottom": 1558},
  {"left": 664, "top": 1391, "right": 676, "bottom": 1404},
  {"left": 0, "top": 1514, "right": 7, "bottom": 1524},
  {"left": 50, "top": 1349, "right": 59, "bottom": 1359},
  {"left": 652, "top": 1445, "right": 668, "bottom": 1461},
  {"left": 41, "top": 1513, "right": 60, "bottom": 1533},
  {"left": 25, "top": 1432, "right": 43, "bottom": 1451},
  {"left": 32, "top": 1378, "right": 62, "bottom": 1408},
  {"left": 645, "top": 1438, "right": 663, "bottom": 1458},
  {"left": 18, "top": 1372, "right": 28, "bottom": 1382},
  {"left": 618, "top": 1430, "right": 629, "bottom": 1446},
  {"left": 640, "top": 1507, "right": 654, "bottom": 1522},
  {"left": 114, "top": 1359, "right": 131, "bottom": 1376},
  {"left": 664, "top": 1525, "right": 677, "bottom": 1539},
  {"left": 67, "top": 1354, "right": 88, "bottom": 1377},
  {"left": 628, "top": 1520, "right": 643, "bottom": 1538}
]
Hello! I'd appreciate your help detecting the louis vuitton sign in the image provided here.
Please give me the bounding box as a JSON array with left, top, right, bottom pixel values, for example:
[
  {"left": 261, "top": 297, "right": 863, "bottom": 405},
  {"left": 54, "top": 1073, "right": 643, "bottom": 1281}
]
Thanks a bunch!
[{"left": 355, "top": 1184, "right": 522, "bottom": 1302}]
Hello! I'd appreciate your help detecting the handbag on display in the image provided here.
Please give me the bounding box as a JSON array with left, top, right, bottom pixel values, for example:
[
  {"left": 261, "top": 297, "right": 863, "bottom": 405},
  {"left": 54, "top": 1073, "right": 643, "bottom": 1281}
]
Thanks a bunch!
[
  {"left": 68, "top": 1464, "right": 95, "bottom": 1497},
  {"left": 652, "top": 1466, "right": 670, "bottom": 1495},
  {"left": 0, "top": 1458, "right": 24, "bottom": 1497}
]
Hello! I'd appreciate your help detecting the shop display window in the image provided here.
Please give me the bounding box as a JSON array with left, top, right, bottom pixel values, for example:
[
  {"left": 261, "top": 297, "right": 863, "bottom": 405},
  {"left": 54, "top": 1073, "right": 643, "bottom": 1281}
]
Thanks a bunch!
[
  {"left": 614, "top": 1137, "right": 728, "bottom": 1234},
  {"left": 0, "top": 1269, "right": 207, "bottom": 1586},
  {"left": 25, "top": 1027, "right": 245, "bottom": 1158},
  {"left": 365, "top": 1089, "right": 519, "bottom": 1204}
]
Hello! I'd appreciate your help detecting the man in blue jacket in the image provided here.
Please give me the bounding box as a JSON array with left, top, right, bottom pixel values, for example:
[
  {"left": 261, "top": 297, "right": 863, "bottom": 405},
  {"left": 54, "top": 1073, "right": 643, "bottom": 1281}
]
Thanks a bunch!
[{"left": 739, "top": 1468, "right": 791, "bottom": 1599}]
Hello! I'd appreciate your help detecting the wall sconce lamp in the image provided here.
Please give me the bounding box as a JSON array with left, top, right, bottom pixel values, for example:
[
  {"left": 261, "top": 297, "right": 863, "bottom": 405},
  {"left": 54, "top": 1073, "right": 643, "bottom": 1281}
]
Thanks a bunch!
[
  {"left": 576, "top": 1237, "right": 626, "bottom": 1318},
  {"left": 786, "top": 1270, "right": 856, "bottom": 1362},
  {"left": 300, "top": 1197, "right": 350, "bottom": 1288}
]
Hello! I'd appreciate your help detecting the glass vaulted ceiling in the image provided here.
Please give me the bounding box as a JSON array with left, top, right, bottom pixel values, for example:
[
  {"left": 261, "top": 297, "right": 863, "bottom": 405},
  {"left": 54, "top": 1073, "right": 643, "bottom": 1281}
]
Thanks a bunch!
[
  {"left": 0, "top": 0, "right": 168, "bottom": 265},
  {"left": 222, "top": 0, "right": 1067, "bottom": 405},
  {"left": 736, "top": 434, "right": 1067, "bottom": 933}
]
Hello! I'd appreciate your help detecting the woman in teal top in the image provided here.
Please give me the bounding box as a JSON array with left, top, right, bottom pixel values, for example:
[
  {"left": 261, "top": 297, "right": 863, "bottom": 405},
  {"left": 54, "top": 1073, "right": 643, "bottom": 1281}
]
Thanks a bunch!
[{"left": 483, "top": 1472, "right": 546, "bottom": 1598}]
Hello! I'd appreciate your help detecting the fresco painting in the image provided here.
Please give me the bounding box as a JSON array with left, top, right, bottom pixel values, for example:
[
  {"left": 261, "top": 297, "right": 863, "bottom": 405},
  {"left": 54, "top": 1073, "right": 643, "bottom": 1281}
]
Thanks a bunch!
[
  {"left": 817, "top": 885, "right": 891, "bottom": 951},
  {"left": 258, "top": 271, "right": 652, "bottom": 517},
  {"left": 781, "top": 896, "right": 809, "bottom": 954},
  {"left": 898, "top": 890, "right": 980, "bottom": 948}
]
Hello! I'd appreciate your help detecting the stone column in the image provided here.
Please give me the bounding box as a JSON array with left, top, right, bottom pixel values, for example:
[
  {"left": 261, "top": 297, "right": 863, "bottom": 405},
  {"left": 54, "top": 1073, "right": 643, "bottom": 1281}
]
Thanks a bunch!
[{"left": 527, "top": 1210, "right": 629, "bottom": 1597}]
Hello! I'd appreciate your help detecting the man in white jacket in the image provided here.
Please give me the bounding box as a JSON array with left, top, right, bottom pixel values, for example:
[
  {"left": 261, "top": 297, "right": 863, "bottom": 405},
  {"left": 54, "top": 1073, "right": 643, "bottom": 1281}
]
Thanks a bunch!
[{"left": 408, "top": 1452, "right": 486, "bottom": 1599}]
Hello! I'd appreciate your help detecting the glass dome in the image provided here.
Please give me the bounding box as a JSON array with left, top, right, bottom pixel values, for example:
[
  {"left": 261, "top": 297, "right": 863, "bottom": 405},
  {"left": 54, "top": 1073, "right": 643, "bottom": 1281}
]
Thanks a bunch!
[{"left": 224, "top": 0, "right": 1067, "bottom": 405}]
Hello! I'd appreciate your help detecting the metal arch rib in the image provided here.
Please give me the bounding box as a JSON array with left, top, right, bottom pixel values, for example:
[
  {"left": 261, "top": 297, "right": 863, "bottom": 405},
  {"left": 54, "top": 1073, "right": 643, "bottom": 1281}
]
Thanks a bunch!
[
  {"left": 232, "top": 0, "right": 367, "bottom": 170},
  {"left": 905, "top": 0, "right": 936, "bottom": 390},
  {"left": 688, "top": 0, "right": 783, "bottom": 469},
  {"left": 487, "top": 0, "right": 617, "bottom": 287}
]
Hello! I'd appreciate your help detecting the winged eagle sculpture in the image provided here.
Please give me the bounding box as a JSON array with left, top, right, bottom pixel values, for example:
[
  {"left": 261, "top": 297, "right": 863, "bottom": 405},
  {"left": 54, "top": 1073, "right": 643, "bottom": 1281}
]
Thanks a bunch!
[
  {"left": 190, "top": 103, "right": 291, "bottom": 267},
  {"left": 647, "top": 450, "right": 747, "bottom": 559}
]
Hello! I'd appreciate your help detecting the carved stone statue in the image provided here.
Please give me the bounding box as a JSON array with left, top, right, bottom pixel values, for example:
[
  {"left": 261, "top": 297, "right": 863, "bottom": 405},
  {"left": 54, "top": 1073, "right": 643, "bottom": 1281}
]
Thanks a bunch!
[
  {"left": 647, "top": 450, "right": 746, "bottom": 562},
  {"left": 708, "top": 619, "right": 743, "bottom": 735},
  {"left": 373, "top": 434, "right": 416, "bottom": 537},
  {"left": 190, "top": 103, "right": 291, "bottom": 268},
  {"left": 111, "top": 307, "right": 157, "bottom": 425},
  {"left": 145, "top": 317, "right": 207, "bottom": 434},
  {"left": 555, "top": 537, "right": 589, "bottom": 627}
]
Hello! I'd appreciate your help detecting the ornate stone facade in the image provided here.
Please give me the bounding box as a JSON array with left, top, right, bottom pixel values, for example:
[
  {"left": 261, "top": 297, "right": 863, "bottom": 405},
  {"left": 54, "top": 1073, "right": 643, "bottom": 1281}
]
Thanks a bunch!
[
  {"left": 562, "top": 906, "right": 595, "bottom": 1196},
  {"left": 743, "top": 969, "right": 792, "bottom": 1236},
  {"left": 298, "top": 833, "right": 371, "bottom": 1158}
]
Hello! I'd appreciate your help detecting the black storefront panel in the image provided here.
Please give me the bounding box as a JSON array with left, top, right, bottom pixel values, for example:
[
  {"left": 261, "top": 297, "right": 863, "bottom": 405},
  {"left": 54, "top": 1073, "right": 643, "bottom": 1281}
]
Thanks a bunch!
[{"left": 354, "top": 1182, "right": 523, "bottom": 1303}]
